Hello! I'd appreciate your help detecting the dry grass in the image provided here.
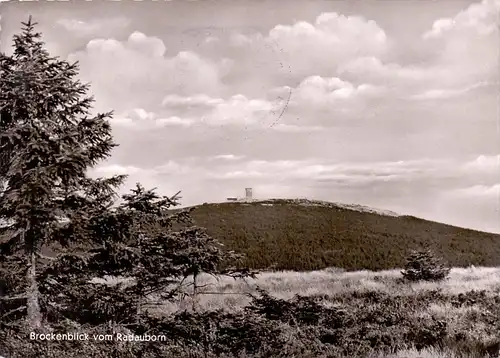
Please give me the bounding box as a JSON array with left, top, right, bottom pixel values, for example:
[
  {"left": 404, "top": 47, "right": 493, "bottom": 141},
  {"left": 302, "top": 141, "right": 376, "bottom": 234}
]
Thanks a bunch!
[
  {"left": 141, "top": 265, "right": 500, "bottom": 314},
  {"left": 92, "top": 266, "right": 500, "bottom": 357}
]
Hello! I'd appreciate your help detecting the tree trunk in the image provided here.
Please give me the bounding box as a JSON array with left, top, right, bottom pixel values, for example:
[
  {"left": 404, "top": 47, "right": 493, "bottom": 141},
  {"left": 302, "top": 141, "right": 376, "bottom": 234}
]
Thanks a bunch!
[
  {"left": 192, "top": 272, "right": 199, "bottom": 312},
  {"left": 26, "top": 251, "right": 41, "bottom": 330}
]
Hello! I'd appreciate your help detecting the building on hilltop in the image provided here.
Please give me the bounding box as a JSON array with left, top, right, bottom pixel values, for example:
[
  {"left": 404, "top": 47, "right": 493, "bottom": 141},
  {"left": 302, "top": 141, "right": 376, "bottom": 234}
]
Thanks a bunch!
[
  {"left": 245, "top": 188, "right": 253, "bottom": 201},
  {"left": 226, "top": 188, "right": 254, "bottom": 202}
]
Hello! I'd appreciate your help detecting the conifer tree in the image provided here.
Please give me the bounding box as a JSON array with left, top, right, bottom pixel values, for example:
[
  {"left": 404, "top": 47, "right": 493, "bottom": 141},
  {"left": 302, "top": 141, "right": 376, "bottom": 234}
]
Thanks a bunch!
[{"left": 0, "top": 16, "right": 125, "bottom": 330}]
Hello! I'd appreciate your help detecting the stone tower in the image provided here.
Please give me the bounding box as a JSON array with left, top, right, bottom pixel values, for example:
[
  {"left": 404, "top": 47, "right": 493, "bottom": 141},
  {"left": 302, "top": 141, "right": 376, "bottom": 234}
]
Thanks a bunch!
[{"left": 245, "top": 188, "right": 253, "bottom": 201}]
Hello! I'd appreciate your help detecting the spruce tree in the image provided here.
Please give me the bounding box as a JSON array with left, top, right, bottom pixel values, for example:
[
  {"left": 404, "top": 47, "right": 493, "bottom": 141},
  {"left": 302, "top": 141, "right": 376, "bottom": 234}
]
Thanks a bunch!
[{"left": 0, "top": 16, "right": 125, "bottom": 331}]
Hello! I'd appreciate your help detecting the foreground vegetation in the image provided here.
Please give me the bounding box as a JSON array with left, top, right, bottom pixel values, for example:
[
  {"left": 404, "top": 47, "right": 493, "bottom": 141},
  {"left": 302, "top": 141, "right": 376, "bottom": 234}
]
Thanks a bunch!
[{"left": 3, "top": 266, "right": 500, "bottom": 357}]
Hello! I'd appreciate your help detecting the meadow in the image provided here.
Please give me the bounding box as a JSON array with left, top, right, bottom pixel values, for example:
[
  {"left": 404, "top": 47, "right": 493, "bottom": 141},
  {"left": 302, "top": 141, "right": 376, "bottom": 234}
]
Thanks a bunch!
[{"left": 89, "top": 265, "right": 500, "bottom": 357}]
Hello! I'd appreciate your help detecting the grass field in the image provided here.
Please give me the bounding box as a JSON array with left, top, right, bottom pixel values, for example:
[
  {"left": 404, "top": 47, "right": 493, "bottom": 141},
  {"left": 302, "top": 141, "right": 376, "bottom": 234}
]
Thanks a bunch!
[
  {"left": 148, "top": 265, "right": 500, "bottom": 313},
  {"left": 91, "top": 265, "right": 500, "bottom": 357}
]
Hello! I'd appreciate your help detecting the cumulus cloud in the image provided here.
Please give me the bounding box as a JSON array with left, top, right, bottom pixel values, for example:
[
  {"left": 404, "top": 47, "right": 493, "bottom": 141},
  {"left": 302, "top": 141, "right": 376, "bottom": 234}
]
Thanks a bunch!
[
  {"left": 204, "top": 94, "right": 275, "bottom": 126},
  {"left": 266, "top": 12, "right": 387, "bottom": 71},
  {"left": 90, "top": 164, "right": 145, "bottom": 176},
  {"left": 67, "top": 32, "right": 227, "bottom": 112},
  {"left": 463, "top": 154, "right": 500, "bottom": 172},
  {"left": 162, "top": 94, "right": 224, "bottom": 109},
  {"left": 423, "top": 0, "right": 499, "bottom": 39},
  {"left": 212, "top": 11, "right": 389, "bottom": 88},
  {"left": 422, "top": 0, "right": 499, "bottom": 85},
  {"left": 292, "top": 75, "right": 385, "bottom": 105},
  {"left": 263, "top": 75, "right": 387, "bottom": 126},
  {"left": 154, "top": 74, "right": 383, "bottom": 130},
  {"left": 159, "top": 80, "right": 380, "bottom": 130},
  {"left": 155, "top": 116, "right": 194, "bottom": 128},
  {"left": 161, "top": 93, "right": 287, "bottom": 129},
  {"left": 109, "top": 108, "right": 193, "bottom": 129},
  {"left": 56, "top": 17, "right": 130, "bottom": 37},
  {"left": 337, "top": 56, "right": 430, "bottom": 87},
  {"left": 333, "top": 0, "right": 499, "bottom": 98}
]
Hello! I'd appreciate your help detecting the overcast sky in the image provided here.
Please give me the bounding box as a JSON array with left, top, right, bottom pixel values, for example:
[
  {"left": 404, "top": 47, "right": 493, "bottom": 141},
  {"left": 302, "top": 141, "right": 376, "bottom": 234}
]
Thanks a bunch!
[{"left": 1, "top": 0, "right": 499, "bottom": 233}]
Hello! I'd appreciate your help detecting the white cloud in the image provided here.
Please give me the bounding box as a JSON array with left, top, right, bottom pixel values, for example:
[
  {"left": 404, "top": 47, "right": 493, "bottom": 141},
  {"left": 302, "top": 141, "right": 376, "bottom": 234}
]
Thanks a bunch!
[
  {"left": 155, "top": 116, "right": 194, "bottom": 128},
  {"left": 127, "top": 31, "right": 166, "bottom": 57},
  {"left": 109, "top": 108, "right": 193, "bottom": 129},
  {"left": 195, "top": 94, "right": 279, "bottom": 128},
  {"left": 162, "top": 94, "right": 224, "bottom": 108},
  {"left": 218, "top": 12, "right": 389, "bottom": 82},
  {"left": 56, "top": 17, "right": 130, "bottom": 37},
  {"left": 334, "top": 1, "right": 499, "bottom": 96},
  {"left": 207, "top": 158, "right": 455, "bottom": 183},
  {"left": 422, "top": 0, "right": 499, "bottom": 85},
  {"left": 423, "top": 0, "right": 500, "bottom": 39},
  {"left": 337, "top": 56, "right": 429, "bottom": 85},
  {"left": 267, "top": 12, "right": 387, "bottom": 62},
  {"left": 67, "top": 32, "right": 226, "bottom": 112},
  {"left": 409, "top": 82, "right": 495, "bottom": 100},
  {"left": 463, "top": 154, "right": 500, "bottom": 171},
  {"left": 292, "top": 75, "right": 385, "bottom": 105},
  {"left": 453, "top": 183, "right": 500, "bottom": 198},
  {"left": 90, "top": 164, "right": 144, "bottom": 176},
  {"left": 212, "top": 154, "right": 245, "bottom": 161}
]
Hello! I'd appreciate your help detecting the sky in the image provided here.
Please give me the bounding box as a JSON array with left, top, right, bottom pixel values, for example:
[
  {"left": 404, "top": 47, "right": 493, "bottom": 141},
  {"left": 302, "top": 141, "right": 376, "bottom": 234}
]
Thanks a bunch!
[{"left": 1, "top": 0, "right": 499, "bottom": 233}]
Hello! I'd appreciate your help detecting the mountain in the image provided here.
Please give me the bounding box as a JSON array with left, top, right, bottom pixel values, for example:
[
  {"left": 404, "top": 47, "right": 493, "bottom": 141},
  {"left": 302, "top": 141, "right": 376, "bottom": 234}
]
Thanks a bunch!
[{"left": 184, "top": 198, "right": 500, "bottom": 271}]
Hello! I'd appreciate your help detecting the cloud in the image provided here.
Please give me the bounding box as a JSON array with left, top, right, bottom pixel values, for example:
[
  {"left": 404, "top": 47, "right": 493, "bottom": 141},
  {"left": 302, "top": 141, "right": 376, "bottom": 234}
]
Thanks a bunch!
[
  {"left": 161, "top": 93, "right": 286, "bottom": 129},
  {"left": 90, "top": 164, "right": 144, "bottom": 176},
  {"left": 337, "top": 56, "right": 429, "bottom": 86},
  {"left": 94, "top": 158, "right": 459, "bottom": 191},
  {"left": 210, "top": 12, "right": 389, "bottom": 89},
  {"left": 109, "top": 108, "right": 194, "bottom": 129},
  {"left": 409, "top": 81, "right": 496, "bottom": 100},
  {"left": 453, "top": 184, "right": 500, "bottom": 198},
  {"left": 263, "top": 75, "right": 387, "bottom": 126},
  {"left": 67, "top": 32, "right": 227, "bottom": 112},
  {"left": 207, "top": 158, "right": 456, "bottom": 183},
  {"left": 421, "top": 0, "right": 499, "bottom": 85},
  {"left": 212, "top": 154, "right": 245, "bottom": 161},
  {"left": 162, "top": 94, "right": 224, "bottom": 109},
  {"left": 266, "top": 12, "right": 388, "bottom": 69},
  {"left": 423, "top": 0, "right": 500, "bottom": 39},
  {"left": 463, "top": 154, "right": 500, "bottom": 172},
  {"left": 126, "top": 31, "right": 167, "bottom": 57},
  {"left": 292, "top": 75, "right": 385, "bottom": 105},
  {"left": 333, "top": 1, "right": 499, "bottom": 97},
  {"left": 155, "top": 116, "right": 194, "bottom": 128},
  {"left": 159, "top": 78, "right": 383, "bottom": 130},
  {"left": 56, "top": 17, "right": 130, "bottom": 37},
  {"left": 204, "top": 94, "right": 275, "bottom": 126}
]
